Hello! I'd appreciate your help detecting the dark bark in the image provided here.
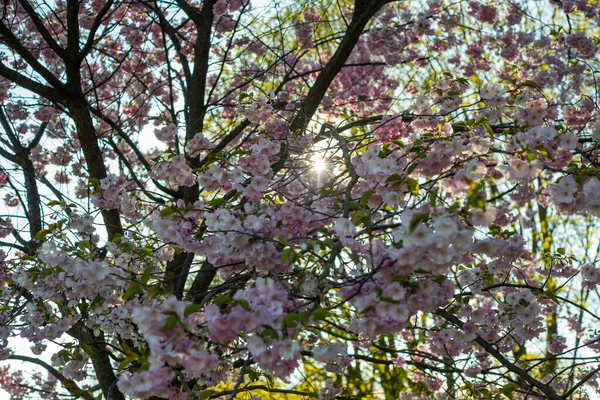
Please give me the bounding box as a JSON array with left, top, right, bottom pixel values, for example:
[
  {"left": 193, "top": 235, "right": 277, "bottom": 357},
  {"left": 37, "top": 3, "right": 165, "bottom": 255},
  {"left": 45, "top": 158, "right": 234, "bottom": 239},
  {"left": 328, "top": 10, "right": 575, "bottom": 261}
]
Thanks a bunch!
[
  {"left": 164, "top": 0, "right": 216, "bottom": 299},
  {"left": 436, "top": 309, "right": 561, "bottom": 400},
  {"left": 186, "top": 0, "right": 214, "bottom": 140},
  {"left": 68, "top": 323, "right": 125, "bottom": 400},
  {"left": 0, "top": 19, "right": 65, "bottom": 88},
  {"left": 184, "top": 0, "right": 386, "bottom": 305},
  {"left": 15, "top": 0, "right": 66, "bottom": 58},
  {"left": 188, "top": 261, "right": 217, "bottom": 303},
  {"left": 0, "top": 62, "right": 63, "bottom": 103},
  {"left": 68, "top": 101, "right": 124, "bottom": 239},
  {"left": 8, "top": 355, "right": 94, "bottom": 400},
  {"left": 0, "top": 109, "right": 44, "bottom": 243},
  {"left": 62, "top": 4, "right": 125, "bottom": 399},
  {"left": 272, "top": 0, "right": 387, "bottom": 174}
]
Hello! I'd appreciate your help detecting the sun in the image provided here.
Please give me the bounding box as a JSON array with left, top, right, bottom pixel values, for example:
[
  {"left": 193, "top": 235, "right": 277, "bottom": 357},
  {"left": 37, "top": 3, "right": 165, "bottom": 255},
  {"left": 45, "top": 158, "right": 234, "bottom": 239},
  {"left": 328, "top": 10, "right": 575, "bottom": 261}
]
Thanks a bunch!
[{"left": 312, "top": 156, "right": 326, "bottom": 173}]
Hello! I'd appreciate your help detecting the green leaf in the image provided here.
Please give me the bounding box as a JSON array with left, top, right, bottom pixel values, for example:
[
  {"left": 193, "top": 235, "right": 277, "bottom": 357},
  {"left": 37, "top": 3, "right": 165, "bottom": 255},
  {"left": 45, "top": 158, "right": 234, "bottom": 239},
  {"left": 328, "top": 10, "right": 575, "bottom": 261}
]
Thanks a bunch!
[
  {"left": 406, "top": 163, "right": 419, "bottom": 174},
  {"left": 159, "top": 207, "right": 177, "bottom": 217},
  {"left": 298, "top": 311, "right": 309, "bottom": 324},
  {"left": 36, "top": 229, "right": 51, "bottom": 241},
  {"left": 160, "top": 315, "right": 180, "bottom": 332},
  {"left": 148, "top": 116, "right": 172, "bottom": 123},
  {"left": 482, "top": 123, "right": 494, "bottom": 135},
  {"left": 199, "top": 390, "right": 217, "bottom": 400},
  {"left": 259, "top": 328, "right": 280, "bottom": 340},
  {"left": 534, "top": 144, "right": 552, "bottom": 159},
  {"left": 407, "top": 178, "right": 420, "bottom": 194},
  {"left": 184, "top": 303, "right": 202, "bottom": 318},
  {"left": 140, "top": 265, "right": 153, "bottom": 284},
  {"left": 238, "top": 92, "right": 252, "bottom": 102},
  {"left": 209, "top": 197, "right": 227, "bottom": 207},
  {"left": 381, "top": 296, "right": 400, "bottom": 304},
  {"left": 91, "top": 296, "right": 104, "bottom": 306},
  {"left": 312, "top": 308, "right": 327, "bottom": 321},
  {"left": 469, "top": 196, "right": 486, "bottom": 209},
  {"left": 121, "top": 340, "right": 138, "bottom": 358},
  {"left": 557, "top": 247, "right": 565, "bottom": 255},
  {"left": 283, "top": 312, "right": 301, "bottom": 328},
  {"left": 434, "top": 275, "right": 447, "bottom": 283},
  {"left": 352, "top": 210, "right": 371, "bottom": 228},
  {"left": 349, "top": 202, "right": 362, "bottom": 210},
  {"left": 277, "top": 235, "right": 290, "bottom": 246},
  {"left": 248, "top": 369, "right": 260, "bottom": 381},
  {"left": 80, "top": 343, "right": 94, "bottom": 356},
  {"left": 117, "top": 357, "right": 137, "bottom": 372},
  {"left": 77, "top": 240, "right": 91, "bottom": 251},
  {"left": 410, "top": 147, "right": 427, "bottom": 159},
  {"left": 322, "top": 238, "right": 335, "bottom": 249},
  {"left": 429, "top": 187, "right": 439, "bottom": 206},
  {"left": 544, "top": 289, "right": 559, "bottom": 304},
  {"left": 409, "top": 213, "right": 429, "bottom": 233},
  {"left": 360, "top": 190, "right": 374, "bottom": 206},
  {"left": 385, "top": 173, "right": 403, "bottom": 183},
  {"left": 140, "top": 247, "right": 154, "bottom": 257},
  {"left": 238, "top": 299, "right": 251, "bottom": 312},
  {"left": 447, "top": 201, "right": 461, "bottom": 212},
  {"left": 467, "top": 181, "right": 483, "bottom": 197},
  {"left": 122, "top": 285, "right": 143, "bottom": 301},
  {"left": 501, "top": 383, "right": 520, "bottom": 399},
  {"left": 214, "top": 295, "right": 232, "bottom": 305},
  {"left": 521, "top": 80, "right": 538, "bottom": 89},
  {"left": 282, "top": 247, "right": 294, "bottom": 264}
]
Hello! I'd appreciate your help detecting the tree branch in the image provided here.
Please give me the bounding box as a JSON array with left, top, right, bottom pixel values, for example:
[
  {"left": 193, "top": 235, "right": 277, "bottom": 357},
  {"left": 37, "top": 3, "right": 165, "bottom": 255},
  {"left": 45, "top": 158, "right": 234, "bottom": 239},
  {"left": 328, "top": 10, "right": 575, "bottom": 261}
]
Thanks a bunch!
[
  {"left": 15, "top": 0, "right": 66, "bottom": 58},
  {"left": 0, "top": 20, "right": 65, "bottom": 89},
  {"left": 272, "top": 0, "right": 386, "bottom": 173},
  {"left": 8, "top": 355, "right": 95, "bottom": 400},
  {"left": 0, "top": 63, "right": 63, "bottom": 103},
  {"left": 436, "top": 308, "right": 561, "bottom": 400}
]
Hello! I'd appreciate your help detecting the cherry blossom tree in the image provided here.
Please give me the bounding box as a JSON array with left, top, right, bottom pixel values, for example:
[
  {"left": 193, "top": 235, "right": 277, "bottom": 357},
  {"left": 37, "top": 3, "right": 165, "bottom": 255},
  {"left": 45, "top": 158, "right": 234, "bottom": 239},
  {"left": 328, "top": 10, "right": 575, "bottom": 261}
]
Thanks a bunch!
[{"left": 1, "top": 0, "right": 600, "bottom": 398}]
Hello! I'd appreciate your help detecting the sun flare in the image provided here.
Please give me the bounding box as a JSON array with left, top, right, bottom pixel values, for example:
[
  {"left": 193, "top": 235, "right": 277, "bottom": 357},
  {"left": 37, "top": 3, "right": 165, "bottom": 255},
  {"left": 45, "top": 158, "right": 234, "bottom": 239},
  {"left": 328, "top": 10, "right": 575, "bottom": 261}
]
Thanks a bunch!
[{"left": 312, "top": 156, "right": 326, "bottom": 173}]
